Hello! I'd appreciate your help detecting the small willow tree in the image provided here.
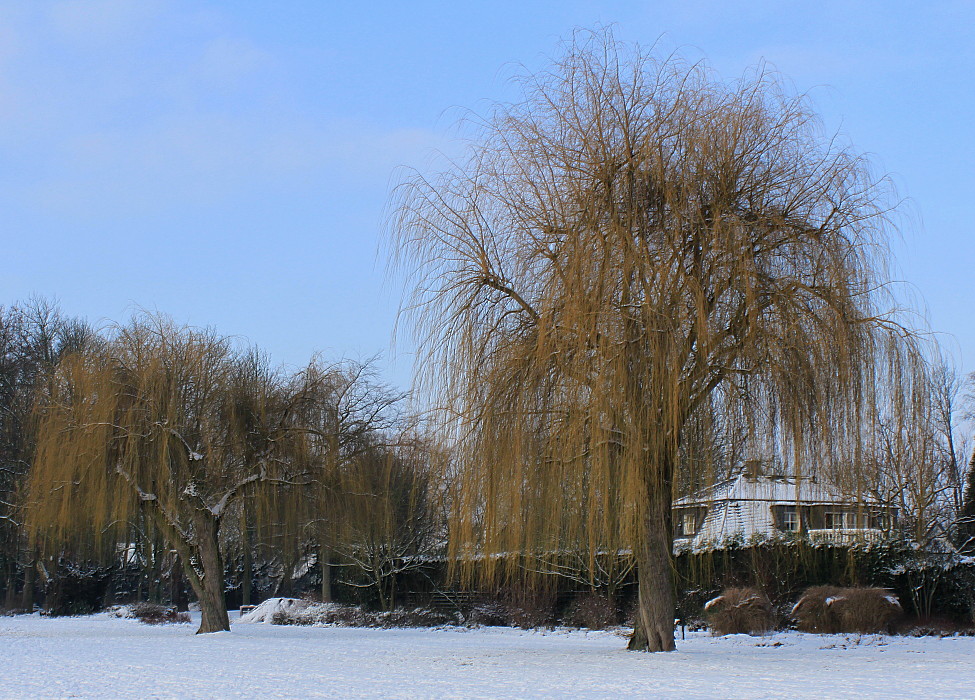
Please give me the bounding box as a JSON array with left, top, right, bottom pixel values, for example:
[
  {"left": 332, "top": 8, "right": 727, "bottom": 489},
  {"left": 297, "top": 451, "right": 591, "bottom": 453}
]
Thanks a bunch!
[
  {"left": 26, "top": 315, "right": 322, "bottom": 633},
  {"left": 388, "top": 32, "right": 907, "bottom": 651},
  {"left": 327, "top": 433, "right": 441, "bottom": 611}
]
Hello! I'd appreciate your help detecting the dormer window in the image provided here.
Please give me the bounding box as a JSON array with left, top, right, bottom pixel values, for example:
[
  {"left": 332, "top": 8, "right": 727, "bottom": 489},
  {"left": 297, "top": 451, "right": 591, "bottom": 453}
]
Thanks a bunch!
[
  {"left": 774, "top": 505, "right": 800, "bottom": 532},
  {"left": 675, "top": 507, "right": 705, "bottom": 537},
  {"left": 783, "top": 508, "right": 799, "bottom": 531}
]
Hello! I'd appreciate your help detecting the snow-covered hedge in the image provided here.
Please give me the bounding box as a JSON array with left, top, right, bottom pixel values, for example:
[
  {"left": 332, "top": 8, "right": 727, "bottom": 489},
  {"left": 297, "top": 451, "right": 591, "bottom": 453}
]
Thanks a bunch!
[{"left": 237, "top": 597, "right": 455, "bottom": 628}]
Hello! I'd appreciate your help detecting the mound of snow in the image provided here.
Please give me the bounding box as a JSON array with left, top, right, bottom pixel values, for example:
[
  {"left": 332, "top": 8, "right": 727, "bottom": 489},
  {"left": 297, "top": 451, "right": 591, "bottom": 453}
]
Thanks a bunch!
[{"left": 238, "top": 597, "right": 311, "bottom": 624}]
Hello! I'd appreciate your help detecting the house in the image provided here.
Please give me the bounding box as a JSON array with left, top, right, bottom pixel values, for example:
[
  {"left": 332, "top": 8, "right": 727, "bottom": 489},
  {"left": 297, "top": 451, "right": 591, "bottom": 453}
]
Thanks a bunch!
[{"left": 673, "top": 462, "right": 895, "bottom": 551}]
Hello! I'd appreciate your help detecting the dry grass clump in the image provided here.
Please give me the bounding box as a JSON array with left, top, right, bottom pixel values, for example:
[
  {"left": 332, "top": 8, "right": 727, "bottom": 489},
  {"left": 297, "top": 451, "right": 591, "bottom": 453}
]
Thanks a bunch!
[
  {"left": 792, "top": 586, "right": 901, "bottom": 634},
  {"left": 704, "top": 587, "right": 773, "bottom": 635},
  {"left": 791, "top": 586, "right": 842, "bottom": 633},
  {"left": 128, "top": 602, "right": 191, "bottom": 625},
  {"left": 563, "top": 594, "right": 618, "bottom": 630}
]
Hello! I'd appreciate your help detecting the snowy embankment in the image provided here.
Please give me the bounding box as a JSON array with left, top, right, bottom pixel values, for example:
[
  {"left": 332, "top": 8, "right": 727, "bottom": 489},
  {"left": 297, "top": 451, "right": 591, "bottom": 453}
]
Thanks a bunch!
[{"left": 2, "top": 612, "right": 974, "bottom": 698}]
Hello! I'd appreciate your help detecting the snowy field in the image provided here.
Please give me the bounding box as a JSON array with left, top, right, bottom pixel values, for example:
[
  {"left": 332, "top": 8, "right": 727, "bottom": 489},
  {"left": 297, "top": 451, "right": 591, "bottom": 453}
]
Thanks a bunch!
[{"left": 2, "top": 612, "right": 974, "bottom": 699}]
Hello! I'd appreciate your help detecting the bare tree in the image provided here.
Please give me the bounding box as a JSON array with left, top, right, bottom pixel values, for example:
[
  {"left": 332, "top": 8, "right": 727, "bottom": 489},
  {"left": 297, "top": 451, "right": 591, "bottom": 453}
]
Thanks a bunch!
[
  {"left": 388, "top": 31, "right": 911, "bottom": 651},
  {"left": 329, "top": 433, "right": 441, "bottom": 610},
  {"left": 291, "top": 358, "right": 407, "bottom": 603},
  {"left": 930, "top": 363, "right": 973, "bottom": 543},
  {"left": 857, "top": 355, "right": 973, "bottom": 548},
  {"left": 953, "top": 371, "right": 975, "bottom": 551}
]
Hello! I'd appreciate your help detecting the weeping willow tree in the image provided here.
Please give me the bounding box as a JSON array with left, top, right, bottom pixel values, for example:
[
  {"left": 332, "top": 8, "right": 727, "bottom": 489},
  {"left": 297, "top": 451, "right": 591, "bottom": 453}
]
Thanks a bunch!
[
  {"left": 388, "top": 31, "right": 912, "bottom": 651},
  {"left": 326, "top": 432, "right": 441, "bottom": 611},
  {"left": 26, "top": 315, "right": 325, "bottom": 633}
]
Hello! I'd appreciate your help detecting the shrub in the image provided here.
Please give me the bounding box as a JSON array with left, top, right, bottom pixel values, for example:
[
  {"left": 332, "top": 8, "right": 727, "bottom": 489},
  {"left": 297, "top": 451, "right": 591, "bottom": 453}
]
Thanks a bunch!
[
  {"left": 129, "top": 602, "right": 191, "bottom": 625},
  {"left": 503, "top": 591, "right": 556, "bottom": 630},
  {"left": 792, "top": 586, "right": 900, "bottom": 634},
  {"left": 458, "top": 590, "right": 559, "bottom": 629},
  {"left": 466, "top": 602, "right": 507, "bottom": 626},
  {"left": 563, "top": 594, "right": 618, "bottom": 630},
  {"left": 791, "top": 586, "right": 842, "bottom": 633},
  {"left": 43, "top": 562, "right": 113, "bottom": 617},
  {"left": 704, "top": 587, "right": 773, "bottom": 635}
]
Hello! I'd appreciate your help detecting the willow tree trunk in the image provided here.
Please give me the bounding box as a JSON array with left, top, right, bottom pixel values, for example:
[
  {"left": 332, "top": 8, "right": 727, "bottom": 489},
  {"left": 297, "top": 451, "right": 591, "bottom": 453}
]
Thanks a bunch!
[
  {"left": 189, "top": 511, "right": 230, "bottom": 634},
  {"left": 628, "top": 467, "right": 676, "bottom": 652}
]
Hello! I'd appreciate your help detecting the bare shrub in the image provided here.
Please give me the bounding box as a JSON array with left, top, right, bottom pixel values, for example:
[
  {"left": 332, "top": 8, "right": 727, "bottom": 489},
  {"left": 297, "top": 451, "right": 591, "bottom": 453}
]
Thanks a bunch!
[
  {"left": 792, "top": 587, "right": 901, "bottom": 634},
  {"left": 374, "top": 608, "right": 454, "bottom": 628},
  {"left": 564, "top": 594, "right": 618, "bottom": 630},
  {"left": 704, "top": 587, "right": 773, "bottom": 635},
  {"left": 129, "top": 602, "right": 191, "bottom": 625},
  {"left": 504, "top": 591, "right": 556, "bottom": 630},
  {"left": 466, "top": 597, "right": 511, "bottom": 627},
  {"left": 463, "top": 591, "right": 556, "bottom": 629}
]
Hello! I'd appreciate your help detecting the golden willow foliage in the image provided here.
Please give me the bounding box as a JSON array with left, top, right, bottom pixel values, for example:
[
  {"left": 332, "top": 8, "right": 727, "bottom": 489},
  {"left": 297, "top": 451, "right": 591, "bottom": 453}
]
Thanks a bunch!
[
  {"left": 26, "top": 314, "right": 410, "bottom": 632},
  {"left": 388, "top": 31, "right": 917, "bottom": 651},
  {"left": 30, "top": 318, "right": 307, "bottom": 547},
  {"left": 326, "top": 434, "right": 443, "bottom": 611}
]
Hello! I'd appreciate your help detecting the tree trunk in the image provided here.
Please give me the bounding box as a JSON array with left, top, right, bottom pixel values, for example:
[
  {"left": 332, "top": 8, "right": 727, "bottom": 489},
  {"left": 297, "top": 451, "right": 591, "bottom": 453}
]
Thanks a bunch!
[
  {"left": 189, "top": 511, "right": 230, "bottom": 634},
  {"left": 172, "top": 555, "right": 189, "bottom": 612},
  {"left": 138, "top": 500, "right": 228, "bottom": 631},
  {"left": 4, "top": 572, "right": 15, "bottom": 609},
  {"left": 628, "top": 483, "right": 676, "bottom": 652},
  {"left": 320, "top": 549, "right": 332, "bottom": 603},
  {"left": 241, "top": 500, "right": 253, "bottom": 607},
  {"left": 241, "top": 546, "right": 253, "bottom": 607},
  {"left": 21, "top": 557, "right": 35, "bottom": 612}
]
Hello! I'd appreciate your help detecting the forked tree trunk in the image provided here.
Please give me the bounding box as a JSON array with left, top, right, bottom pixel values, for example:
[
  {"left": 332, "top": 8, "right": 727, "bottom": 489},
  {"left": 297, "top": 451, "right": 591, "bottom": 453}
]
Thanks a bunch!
[
  {"left": 189, "top": 511, "right": 230, "bottom": 634},
  {"left": 138, "top": 500, "right": 229, "bottom": 632},
  {"left": 628, "top": 481, "right": 676, "bottom": 652}
]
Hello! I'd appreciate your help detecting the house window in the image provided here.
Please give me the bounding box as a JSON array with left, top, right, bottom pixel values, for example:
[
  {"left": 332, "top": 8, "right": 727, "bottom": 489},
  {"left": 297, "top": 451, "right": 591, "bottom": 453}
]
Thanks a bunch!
[
  {"left": 781, "top": 507, "right": 800, "bottom": 532},
  {"left": 824, "top": 511, "right": 855, "bottom": 529},
  {"left": 868, "top": 511, "right": 891, "bottom": 529},
  {"left": 681, "top": 511, "right": 697, "bottom": 537}
]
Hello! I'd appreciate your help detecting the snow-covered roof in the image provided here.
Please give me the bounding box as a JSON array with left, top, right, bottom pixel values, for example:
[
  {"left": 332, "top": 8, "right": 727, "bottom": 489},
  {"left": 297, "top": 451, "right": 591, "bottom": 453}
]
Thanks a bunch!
[{"left": 674, "top": 472, "right": 878, "bottom": 508}]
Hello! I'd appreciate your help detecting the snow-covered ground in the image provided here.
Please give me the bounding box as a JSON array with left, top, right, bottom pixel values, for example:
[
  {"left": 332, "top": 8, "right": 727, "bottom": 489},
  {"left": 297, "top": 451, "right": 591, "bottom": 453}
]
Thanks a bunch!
[{"left": 1, "top": 612, "right": 973, "bottom": 699}]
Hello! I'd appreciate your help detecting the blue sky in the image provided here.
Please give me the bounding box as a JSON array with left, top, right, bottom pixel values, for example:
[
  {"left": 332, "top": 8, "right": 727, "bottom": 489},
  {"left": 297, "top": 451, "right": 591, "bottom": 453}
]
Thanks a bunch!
[{"left": 2, "top": 1, "right": 973, "bottom": 389}]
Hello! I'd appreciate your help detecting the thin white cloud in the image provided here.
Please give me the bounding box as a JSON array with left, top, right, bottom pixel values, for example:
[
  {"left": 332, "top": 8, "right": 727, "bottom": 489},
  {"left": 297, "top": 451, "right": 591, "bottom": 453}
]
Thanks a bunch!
[
  {"left": 24, "top": 113, "right": 446, "bottom": 219},
  {"left": 0, "top": 2, "right": 449, "bottom": 220},
  {"left": 47, "top": 0, "right": 167, "bottom": 44}
]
